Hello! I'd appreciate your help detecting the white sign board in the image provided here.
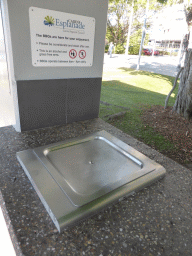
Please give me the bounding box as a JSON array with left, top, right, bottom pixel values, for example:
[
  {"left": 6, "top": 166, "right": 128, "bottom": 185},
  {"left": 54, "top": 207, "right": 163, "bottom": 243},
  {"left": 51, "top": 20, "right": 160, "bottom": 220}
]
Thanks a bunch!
[{"left": 29, "top": 7, "right": 95, "bottom": 67}]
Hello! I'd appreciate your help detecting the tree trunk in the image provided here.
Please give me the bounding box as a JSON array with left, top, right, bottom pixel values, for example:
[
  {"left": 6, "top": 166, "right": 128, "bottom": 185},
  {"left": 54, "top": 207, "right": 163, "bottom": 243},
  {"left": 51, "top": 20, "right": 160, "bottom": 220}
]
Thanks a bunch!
[{"left": 173, "top": 49, "right": 192, "bottom": 119}]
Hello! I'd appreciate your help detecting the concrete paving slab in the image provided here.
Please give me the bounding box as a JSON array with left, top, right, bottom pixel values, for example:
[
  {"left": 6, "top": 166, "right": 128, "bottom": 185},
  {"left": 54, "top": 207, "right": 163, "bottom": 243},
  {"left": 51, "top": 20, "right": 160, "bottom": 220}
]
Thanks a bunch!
[
  {"left": 0, "top": 53, "right": 189, "bottom": 255},
  {"left": 0, "top": 119, "right": 192, "bottom": 255},
  {"left": 104, "top": 54, "right": 178, "bottom": 77}
]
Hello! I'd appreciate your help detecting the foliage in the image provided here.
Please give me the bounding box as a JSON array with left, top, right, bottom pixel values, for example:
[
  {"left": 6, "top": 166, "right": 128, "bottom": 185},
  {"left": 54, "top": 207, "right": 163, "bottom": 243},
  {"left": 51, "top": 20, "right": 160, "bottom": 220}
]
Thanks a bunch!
[
  {"left": 186, "top": 4, "right": 192, "bottom": 25},
  {"left": 106, "top": 0, "right": 129, "bottom": 46},
  {"left": 128, "top": 29, "right": 141, "bottom": 55},
  {"left": 155, "top": 0, "right": 192, "bottom": 25},
  {"left": 106, "top": 0, "right": 165, "bottom": 55},
  {"left": 115, "top": 43, "right": 126, "bottom": 54},
  {"left": 44, "top": 16, "right": 54, "bottom": 24},
  {"left": 105, "top": 44, "right": 109, "bottom": 53},
  {"left": 100, "top": 67, "right": 178, "bottom": 154},
  {"left": 128, "top": 29, "right": 149, "bottom": 55}
]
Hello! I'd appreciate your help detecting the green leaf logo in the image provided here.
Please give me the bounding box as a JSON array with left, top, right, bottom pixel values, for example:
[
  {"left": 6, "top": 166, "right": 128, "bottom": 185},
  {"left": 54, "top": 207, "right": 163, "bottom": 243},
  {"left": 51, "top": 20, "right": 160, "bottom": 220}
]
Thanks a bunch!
[{"left": 44, "top": 16, "right": 55, "bottom": 26}]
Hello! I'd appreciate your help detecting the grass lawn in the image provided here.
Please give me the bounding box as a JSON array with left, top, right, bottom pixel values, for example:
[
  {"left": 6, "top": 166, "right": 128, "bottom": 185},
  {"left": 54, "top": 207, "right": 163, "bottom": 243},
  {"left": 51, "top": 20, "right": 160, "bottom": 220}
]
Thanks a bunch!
[{"left": 100, "top": 67, "right": 179, "bottom": 153}]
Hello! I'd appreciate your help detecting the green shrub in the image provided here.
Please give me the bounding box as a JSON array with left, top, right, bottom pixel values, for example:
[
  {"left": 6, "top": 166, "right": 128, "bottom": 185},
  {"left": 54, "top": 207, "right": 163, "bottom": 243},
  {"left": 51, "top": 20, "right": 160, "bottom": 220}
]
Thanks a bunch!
[
  {"left": 158, "top": 50, "right": 169, "bottom": 56},
  {"left": 115, "top": 44, "right": 125, "bottom": 54},
  {"left": 128, "top": 29, "right": 149, "bottom": 55},
  {"left": 105, "top": 44, "right": 109, "bottom": 53},
  {"left": 128, "top": 44, "right": 140, "bottom": 55},
  {"left": 158, "top": 50, "right": 164, "bottom": 56},
  {"left": 163, "top": 51, "right": 169, "bottom": 55},
  {"left": 171, "top": 51, "right": 178, "bottom": 56}
]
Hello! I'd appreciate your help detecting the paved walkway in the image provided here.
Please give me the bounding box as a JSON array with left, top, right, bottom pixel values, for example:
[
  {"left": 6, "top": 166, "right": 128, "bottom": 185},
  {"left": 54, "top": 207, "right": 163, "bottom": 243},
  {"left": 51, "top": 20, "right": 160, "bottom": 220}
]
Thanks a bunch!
[
  {"left": 0, "top": 54, "right": 187, "bottom": 255},
  {"left": 104, "top": 54, "right": 178, "bottom": 77},
  {"left": 1, "top": 119, "right": 192, "bottom": 255}
]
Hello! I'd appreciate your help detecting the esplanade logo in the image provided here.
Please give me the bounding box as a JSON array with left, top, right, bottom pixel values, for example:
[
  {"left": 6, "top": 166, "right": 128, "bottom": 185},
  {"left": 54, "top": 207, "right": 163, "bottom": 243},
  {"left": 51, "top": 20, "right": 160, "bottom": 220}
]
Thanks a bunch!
[
  {"left": 44, "top": 16, "right": 55, "bottom": 26},
  {"left": 43, "top": 15, "right": 85, "bottom": 30}
]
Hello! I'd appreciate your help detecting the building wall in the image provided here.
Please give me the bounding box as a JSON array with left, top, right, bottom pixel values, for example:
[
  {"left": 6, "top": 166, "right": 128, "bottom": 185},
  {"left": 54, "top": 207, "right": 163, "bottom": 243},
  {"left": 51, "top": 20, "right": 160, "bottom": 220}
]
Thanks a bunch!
[
  {"left": 1, "top": 0, "right": 109, "bottom": 131},
  {"left": 2, "top": 0, "right": 108, "bottom": 81}
]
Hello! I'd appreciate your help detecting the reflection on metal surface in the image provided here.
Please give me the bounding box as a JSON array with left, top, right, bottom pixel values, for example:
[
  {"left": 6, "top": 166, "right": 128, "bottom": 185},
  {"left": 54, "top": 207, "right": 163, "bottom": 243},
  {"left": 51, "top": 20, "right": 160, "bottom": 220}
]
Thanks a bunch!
[
  {"left": 17, "top": 130, "right": 166, "bottom": 232},
  {"left": 34, "top": 133, "right": 143, "bottom": 206}
]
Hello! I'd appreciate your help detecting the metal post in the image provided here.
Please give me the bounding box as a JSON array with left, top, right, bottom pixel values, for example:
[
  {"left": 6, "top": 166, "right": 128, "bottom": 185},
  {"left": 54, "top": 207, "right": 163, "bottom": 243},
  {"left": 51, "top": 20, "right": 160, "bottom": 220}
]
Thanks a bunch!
[
  {"left": 152, "top": 39, "right": 156, "bottom": 57},
  {"left": 137, "top": 0, "right": 149, "bottom": 70},
  {"left": 125, "top": 1, "right": 134, "bottom": 56}
]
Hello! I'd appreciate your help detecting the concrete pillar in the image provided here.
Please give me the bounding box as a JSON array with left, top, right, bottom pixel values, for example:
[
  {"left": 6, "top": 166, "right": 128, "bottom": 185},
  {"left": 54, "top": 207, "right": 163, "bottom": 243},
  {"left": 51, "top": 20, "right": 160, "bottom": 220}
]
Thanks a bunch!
[{"left": 1, "top": 0, "right": 109, "bottom": 131}]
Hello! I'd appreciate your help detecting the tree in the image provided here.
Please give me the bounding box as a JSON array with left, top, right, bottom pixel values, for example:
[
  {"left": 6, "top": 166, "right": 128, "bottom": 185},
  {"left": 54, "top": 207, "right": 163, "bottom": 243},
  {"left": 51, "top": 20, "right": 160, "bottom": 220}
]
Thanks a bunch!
[
  {"left": 108, "top": 0, "right": 192, "bottom": 120},
  {"left": 106, "top": 0, "right": 129, "bottom": 53},
  {"left": 172, "top": 4, "right": 192, "bottom": 119},
  {"left": 106, "top": 0, "right": 164, "bottom": 54},
  {"left": 135, "top": 0, "right": 192, "bottom": 120},
  {"left": 163, "top": 1, "right": 192, "bottom": 119}
]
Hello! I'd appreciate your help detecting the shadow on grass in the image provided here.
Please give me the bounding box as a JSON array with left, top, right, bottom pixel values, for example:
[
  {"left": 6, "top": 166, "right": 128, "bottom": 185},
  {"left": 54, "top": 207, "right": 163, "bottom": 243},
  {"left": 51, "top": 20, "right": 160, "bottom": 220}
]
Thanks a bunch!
[
  {"left": 100, "top": 79, "right": 177, "bottom": 153},
  {"left": 101, "top": 80, "right": 177, "bottom": 109}
]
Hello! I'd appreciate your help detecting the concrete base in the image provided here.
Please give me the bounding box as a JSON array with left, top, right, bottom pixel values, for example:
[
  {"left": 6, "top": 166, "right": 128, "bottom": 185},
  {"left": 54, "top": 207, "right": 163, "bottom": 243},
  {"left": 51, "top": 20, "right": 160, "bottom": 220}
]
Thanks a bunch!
[{"left": 17, "top": 77, "right": 101, "bottom": 131}]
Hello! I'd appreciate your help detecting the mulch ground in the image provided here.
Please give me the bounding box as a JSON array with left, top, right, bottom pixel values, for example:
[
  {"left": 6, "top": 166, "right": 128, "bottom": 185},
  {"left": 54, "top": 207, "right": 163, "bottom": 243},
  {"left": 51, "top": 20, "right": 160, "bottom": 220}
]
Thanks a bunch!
[{"left": 141, "top": 105, "right": 192, "bottom": 165}]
